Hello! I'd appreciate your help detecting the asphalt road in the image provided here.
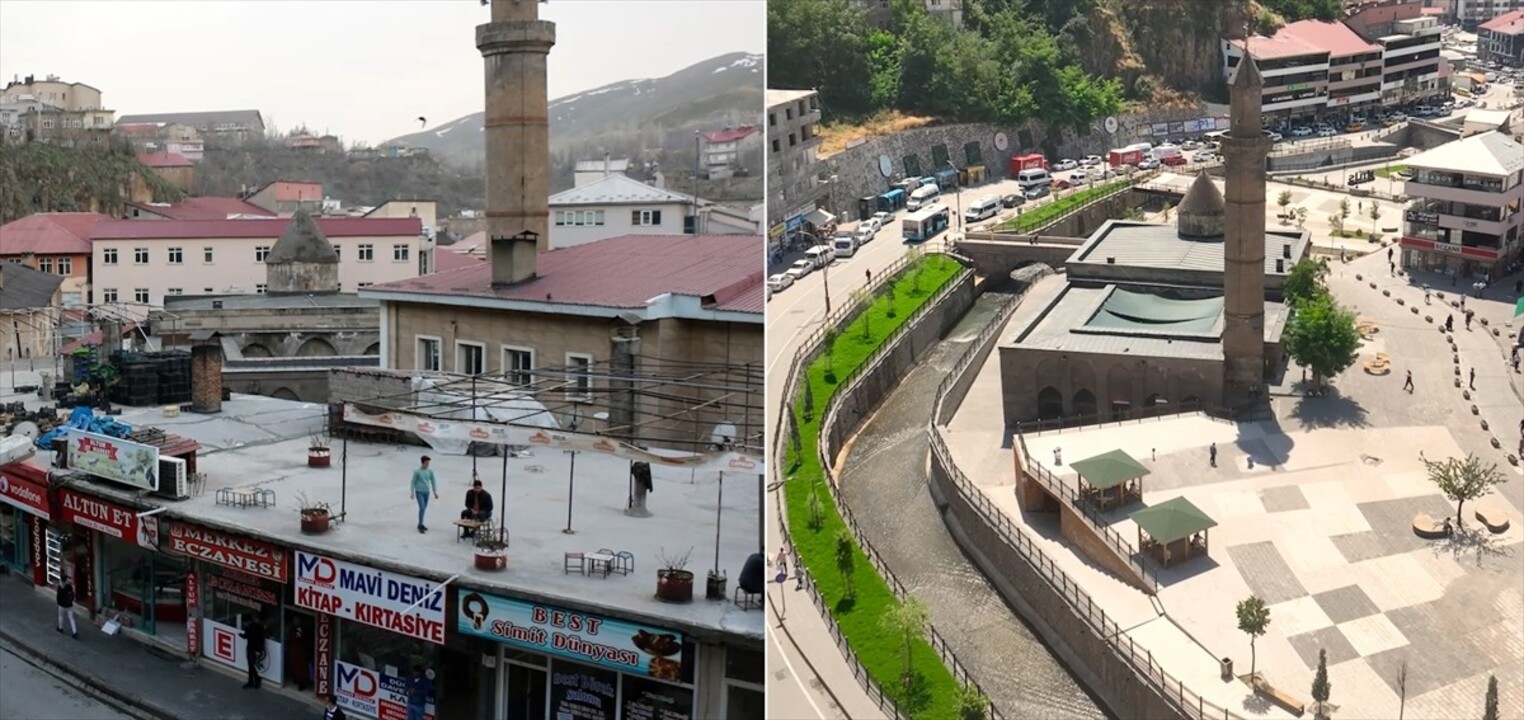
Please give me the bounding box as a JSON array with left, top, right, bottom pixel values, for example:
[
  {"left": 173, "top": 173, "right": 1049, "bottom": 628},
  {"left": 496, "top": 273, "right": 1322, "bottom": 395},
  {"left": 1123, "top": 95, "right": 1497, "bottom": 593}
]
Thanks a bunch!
[{"left": 0, "top": 645, "right": 134, "bottom": 720}]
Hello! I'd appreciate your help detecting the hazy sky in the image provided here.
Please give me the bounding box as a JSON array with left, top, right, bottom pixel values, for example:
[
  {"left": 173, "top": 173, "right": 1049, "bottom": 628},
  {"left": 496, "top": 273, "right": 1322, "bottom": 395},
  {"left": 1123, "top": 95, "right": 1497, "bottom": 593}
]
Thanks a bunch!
[{"left": 0, "top": 0, "right": 764, "bottom": 145}]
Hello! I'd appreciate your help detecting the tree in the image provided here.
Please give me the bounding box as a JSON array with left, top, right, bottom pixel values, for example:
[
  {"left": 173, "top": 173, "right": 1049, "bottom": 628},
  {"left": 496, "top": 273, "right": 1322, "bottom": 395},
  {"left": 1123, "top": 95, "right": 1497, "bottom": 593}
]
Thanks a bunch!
[
  {"left": 1277, "top": 190, "right": 1293, "bottom": 224},
  {"left": 1421, "top": 453, "right": 1505, "bottom": 528},
  {"left": 1283, "top": 295, "right": 1362, "bottom": 390},
  {"left": 1484, "top": 674, "right": 1500, "bottom": 720},
  {"left": 1311, "top": 648, "right": 1331, "bottom": 718},
  {"left": 1328, "top": 212, "right": 1344, "bottom": 236},
  {"left": 801, "top": 383, "right": 816, "bottom": 421},
  {"left": 823, "top": 327, "right": 841, "bottom": 374},
  {"left": 1338, "top": 197, "right": 1351, "bottom": 227},
  {"left": 1283, "top": 259, "right": 1330, "bottom": 309},
  {"left": 881, "top": 594, "right": 930, "bottom": 689},
  {"left": 958, "top": 684, "right": 990, "bottom": 720},
  {"left": 766, "top": 0, "right": 875, "bottom": 116},
  {"left": 1294, "top": 206, "right": 1309, "bottom": 229},
  {"left": 834, "top": 530, "right": 856, "bottom": 599},
  {"left": 849, "top": 288, "right": 874, "bottom": 340},
  {"left": 1368, "top": 201, "right": 1382, "bottom": 237},
  {"left": 1236, "top": 595, "right": 1271, "bottom": 680},
  {"left": 807, "top": 485, "right": 825, "bottom": 530}
]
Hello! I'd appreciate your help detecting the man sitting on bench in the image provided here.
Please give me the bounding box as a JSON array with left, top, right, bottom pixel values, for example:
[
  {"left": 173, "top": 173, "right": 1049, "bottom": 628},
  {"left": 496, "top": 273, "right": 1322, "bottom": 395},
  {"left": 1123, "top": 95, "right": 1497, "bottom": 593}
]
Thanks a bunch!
[{"left": 460, "top": 479, "right": 494, "bottom": 537}]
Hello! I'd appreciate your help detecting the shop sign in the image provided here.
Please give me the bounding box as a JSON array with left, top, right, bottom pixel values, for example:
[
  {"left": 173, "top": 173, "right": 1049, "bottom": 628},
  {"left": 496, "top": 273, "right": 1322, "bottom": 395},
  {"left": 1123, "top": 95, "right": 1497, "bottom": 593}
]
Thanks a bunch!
[
  {"left": 1266, "top": 90, "right": 1318, "bottom": 104},
  {"left": 622, "top": 675, "right": 695, "bottom": 720},
  {"left": 293, "top": 551, "right": 446, "bottom": 644},
  {"left": 550, "top": 663, "right": 618, "bottom": 720},
  {"left": 785, "top": 214, "right": 804, "bottom": 232},
  {"left": 1400, "top": 236, "right": 1499, "bottom": 259},
  {"left": 67, "top": 430, "right": 158, "bottom": 491},
  {"left": 1406, "top": 209, "right": 1439, "bottom": 224},
  {"left": 204, "top": 618, "right": 283, "bottom": 684},
  {"left": 168, "top": 523, "right": 288, "bottom": 582},
  {"left": 334, "top": 661, "right": 435, "bottom": 720},
  {"left": 316, "top": 615, "right": 333, "bottom": 698},
  {"left": 768, "top": 223, "right": 785, "bottom": 239},
  {"left": 186, "top": 570, "right": 199, "bottom": 656},
  {"left": 30, "top": 513, "right": 45, "bottom": 587},
  {"left": 58, "top": 490, "right": 156, "bottom": 549},
  {"left": 207, "top": 570, "right": 279, "bottom": 606},
  {"left": 456, "top": 590, "right": 688, "bottom": 679},
  {"left": 0, "top": 463, "right": 51, "bottom": 520}
]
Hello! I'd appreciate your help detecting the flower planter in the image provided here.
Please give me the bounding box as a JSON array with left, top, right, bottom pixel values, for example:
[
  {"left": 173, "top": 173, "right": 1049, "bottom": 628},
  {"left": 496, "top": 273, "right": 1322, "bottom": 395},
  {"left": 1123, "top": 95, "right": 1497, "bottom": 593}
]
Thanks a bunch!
[
  {"left": 300, "top": 510, "right": 331, "bottom": 535},
  {"left": 656, "top": 569, "right": 694, "bottom": 603},
  {"left": 474, "top": 548, "right": 508, "bottom": 571},
  {"left": 308, "top": 447, "right": 331, "bottom": 468}
]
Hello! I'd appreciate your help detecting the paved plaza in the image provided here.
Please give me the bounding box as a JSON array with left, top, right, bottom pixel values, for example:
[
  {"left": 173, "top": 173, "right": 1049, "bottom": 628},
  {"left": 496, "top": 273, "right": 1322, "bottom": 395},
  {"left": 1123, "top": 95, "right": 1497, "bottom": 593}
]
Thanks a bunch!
[{"left": 942, "top": 249, "right": 1523, "bottom": 719}]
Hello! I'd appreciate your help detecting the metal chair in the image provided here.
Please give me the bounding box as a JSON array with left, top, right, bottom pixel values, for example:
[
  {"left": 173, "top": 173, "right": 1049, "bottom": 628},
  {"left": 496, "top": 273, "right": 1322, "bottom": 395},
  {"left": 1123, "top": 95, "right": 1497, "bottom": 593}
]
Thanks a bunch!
[
  {"left": 614, "top": 550, "right": 635, "bottom": 575},
  {"left": 563, "top": 551, "right": 585, "bottom": 575}
]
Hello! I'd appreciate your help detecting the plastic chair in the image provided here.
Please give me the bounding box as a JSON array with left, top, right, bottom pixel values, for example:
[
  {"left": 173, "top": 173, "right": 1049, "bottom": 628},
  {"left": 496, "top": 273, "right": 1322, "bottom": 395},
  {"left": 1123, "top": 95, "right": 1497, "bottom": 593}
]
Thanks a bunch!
[{"left": 563, "top": 552, "right": 585, "bottom": 575}]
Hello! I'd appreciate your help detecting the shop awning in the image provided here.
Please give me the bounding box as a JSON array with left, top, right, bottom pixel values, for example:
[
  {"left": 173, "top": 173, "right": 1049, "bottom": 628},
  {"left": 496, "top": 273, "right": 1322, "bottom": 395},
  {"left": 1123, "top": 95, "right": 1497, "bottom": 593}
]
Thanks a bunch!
[
  {"left": 1129, "top": 496, "right": 1217, "bottom": 545},
  {"left": 804, "top": 209, "right": 835, "bottom": 227},
  {"left": 1070, "top": 449, "right": 1151, "bottom": 490}
]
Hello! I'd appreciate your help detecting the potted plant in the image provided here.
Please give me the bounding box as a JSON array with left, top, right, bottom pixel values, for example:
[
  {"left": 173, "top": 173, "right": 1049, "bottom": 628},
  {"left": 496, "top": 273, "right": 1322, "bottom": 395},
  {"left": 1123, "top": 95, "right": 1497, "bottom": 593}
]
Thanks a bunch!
[
  {"left": 473, "top": 526, "right": 509, "bottom": 571},
  {"left": 655, "top": 547, "right": 694, "bottom": 603},
  {"left": 295, "top": 492, "right": 332, "bottom": 535},
  {"left": 308, "top": 433, "right": 332, "bottom": 468}
]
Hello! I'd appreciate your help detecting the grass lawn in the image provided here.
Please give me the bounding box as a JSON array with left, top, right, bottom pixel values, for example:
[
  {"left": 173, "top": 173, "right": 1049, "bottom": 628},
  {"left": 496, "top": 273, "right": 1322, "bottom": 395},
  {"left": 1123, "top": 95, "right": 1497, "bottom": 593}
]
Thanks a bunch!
[
  {"left": 997, "top": 178, "right": 1133, "bottom": 233},
  {"left": 1372, "top": 164, "right": 1407, "bottom": 179},
  {"left": 785, "top": 254, "right": 969, "bottom": 719}
]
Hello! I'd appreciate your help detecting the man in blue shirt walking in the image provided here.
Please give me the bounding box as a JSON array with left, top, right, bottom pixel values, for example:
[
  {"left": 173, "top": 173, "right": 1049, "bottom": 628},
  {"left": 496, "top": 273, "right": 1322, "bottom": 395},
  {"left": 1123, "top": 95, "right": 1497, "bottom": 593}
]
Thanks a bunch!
[
  {"left": 406, "top": 664, "right": 432, "bottom": 720},
  {"left": 411, "top": 456, "right": 439, "bottom": 533}
]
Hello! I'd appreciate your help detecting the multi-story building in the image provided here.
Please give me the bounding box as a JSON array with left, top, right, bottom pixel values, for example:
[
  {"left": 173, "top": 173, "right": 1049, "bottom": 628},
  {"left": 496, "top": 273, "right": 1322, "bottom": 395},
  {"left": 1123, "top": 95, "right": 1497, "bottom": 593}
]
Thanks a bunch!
[
  {"left": 244, "top": 180, "right": 324, "bottom": 216},
  {"left": 1, "top": 75, "right": 105, "bottom": 113},
  {"left": 861, "top": 0, "right": 962, "bottom": 28},
  {"left": 124, "top": 196, "right": 275, "bottom": 221},
  {"left": 1400, "top": 131, "right": 1524, "bottom": 280},
  {"left": 0, "top": 261, "right": 64, "bottom": 359},
  {"left": 0, "top": 212, "right": 106, "bottom": 307},
  {"left": 133, "top": 153, "right": 195, "bottom": 194},
  {"left": 115, "top": 122, "right": 205, "bottom": 161},
  {"left": 0, "top": 75, "right": 115, "bottom": 145},
  {"left": 700, "top": 126, "right": 760, "bottom": 179},
  {"left": 1479, "top": 9, "right": 1524, "bottom": 66},
  {"left": 1456, "top": 0, "right": 1524, "bottom": 29},
  {"left": 548, "top": 174, "right": 753, "bottom": 248},
  {"left": 1224, "top": 21, "right": 1385, "bottom": 124},
  {"left": 766, "top": 89, "right": 826, "bottom": 251},
  {"left": 1376, "top": 15, "right": 1447, "bottom": 105},
  {"left": 114, "top": 110, "right": 265, "bottom": 144},
  {"left": 572, "top": 157, "right": 631, "bottom": 187},
  {"left": 88, "top": 216, "right": 426, "bottom": 314}
]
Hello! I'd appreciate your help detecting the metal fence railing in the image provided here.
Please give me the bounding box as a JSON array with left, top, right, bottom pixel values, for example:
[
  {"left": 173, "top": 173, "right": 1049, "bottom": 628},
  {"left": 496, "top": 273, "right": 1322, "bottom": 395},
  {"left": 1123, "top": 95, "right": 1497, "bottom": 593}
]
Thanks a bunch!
[
  {"left": 771, "top": 252, "right": 1005, "bottom": 720},
  {"left": 924, "top": 288, "right": 1260, "bottom": 720}
]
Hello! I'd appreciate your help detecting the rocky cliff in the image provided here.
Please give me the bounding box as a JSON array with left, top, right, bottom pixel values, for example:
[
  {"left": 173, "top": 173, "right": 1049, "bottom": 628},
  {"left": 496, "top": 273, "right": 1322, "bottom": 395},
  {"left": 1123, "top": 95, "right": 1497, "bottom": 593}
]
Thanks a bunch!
[{"left": 1071, "top": 0, "right": 1257, "bottom": 105}]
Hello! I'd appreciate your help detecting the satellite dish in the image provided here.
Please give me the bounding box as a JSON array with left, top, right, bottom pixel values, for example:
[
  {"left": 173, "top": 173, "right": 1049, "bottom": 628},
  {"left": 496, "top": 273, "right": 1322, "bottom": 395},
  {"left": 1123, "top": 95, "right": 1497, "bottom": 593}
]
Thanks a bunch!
[
  {"left": 994, "top": 132, "right": 1009, "bottom": 152},
  {"left": 877, "top": 155, "right": 893, "bottom": 178},
  {"left": 1104, "top": 117, "right": 1120, "bottom": 134}
]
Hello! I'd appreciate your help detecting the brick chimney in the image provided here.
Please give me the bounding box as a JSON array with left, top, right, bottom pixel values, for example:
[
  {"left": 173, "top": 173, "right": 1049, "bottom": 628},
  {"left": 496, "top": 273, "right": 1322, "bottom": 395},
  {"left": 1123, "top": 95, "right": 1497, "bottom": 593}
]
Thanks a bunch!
[
  {"left": 478, "top": 0, "right": 555, "bottom": 286},
  {"left": 190, "top": 339, "right": 224, "bottom": 414}
]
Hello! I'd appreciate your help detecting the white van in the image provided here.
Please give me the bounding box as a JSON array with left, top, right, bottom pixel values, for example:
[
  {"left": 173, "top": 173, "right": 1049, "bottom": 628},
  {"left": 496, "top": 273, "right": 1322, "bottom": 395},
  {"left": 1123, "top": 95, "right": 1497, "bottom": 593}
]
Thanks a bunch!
[
  {"left": 832, "top": 236, "right": 857, "bottom": 259},
  {"left": 1152, "top": 144, "right": 1183, "bottom": 161},
  {"left": 1016, "top": 168, "right": 1052, "bottom": 191},
  {"left": 805, "top": 245, "right": 836, "bottom": 268},
  {"left": 964, "top": 196, "right": 1000, "bottom": 223},
  {"left": 906, "top": 184, "right": 940, "bottom": 211}
]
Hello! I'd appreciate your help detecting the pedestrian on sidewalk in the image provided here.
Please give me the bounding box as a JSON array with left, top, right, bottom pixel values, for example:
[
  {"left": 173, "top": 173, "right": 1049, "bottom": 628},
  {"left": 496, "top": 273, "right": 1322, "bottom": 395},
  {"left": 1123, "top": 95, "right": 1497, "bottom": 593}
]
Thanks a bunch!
[
  {"left": 1469, "top": 367, "right": 1476, "bottom": 389},
  {"left": 410, "top": 456, "right": 438, "bottom": 534},
  {"left": 405, "top": 665, "right": 432, "bottom": 720},
  {"left": 1209, "top": 443, "right": 1217, "bottom": 467},
  {"left": 1386, "top": 246, "right": 1392, "bottom": 263},
  {"left": 1404, "top": 370, "right": 1415, "bottom": 393},
  {"left": 55, "top": 577, "right": 77, "bottom": 639},
  {"left": 323, "top": 696, "right": 348, "bottom": 720},
  {"left": 241, "top": 614, "right": 266, "bottom": 689},
  {"left": 865, "top": 269, "right": 871, "bottom": 286},
  {"left": 1446, "top": 314, "right": 1454, "bottom": 332},
  {"left": 1465, "top": 311, "right": 1473, "bottom": 331}
]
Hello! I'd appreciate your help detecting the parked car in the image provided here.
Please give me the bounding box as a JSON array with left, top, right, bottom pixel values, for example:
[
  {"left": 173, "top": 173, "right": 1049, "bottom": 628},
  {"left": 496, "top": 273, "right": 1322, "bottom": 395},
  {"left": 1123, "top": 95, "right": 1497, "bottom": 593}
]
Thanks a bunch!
[
  {"left": 1290, "top": 126, "right": 1313, "bottom": 137},
  {"left": 1081, "top": 155, "right": 1103, "bottom": 166},
  {"left": 1024, "top": 184, "right": 1052, "bottom": 199},
  {"left": 1053, "top": 158, "right": 1079, "bottom": 171},
  {"left": 1160, "top": 154, "right": 1189, "bottom": 166},
  {"left": 1180, "top": 140, "right": 1201, "bottom": 151},
  {"left": 1137, "top": 158, "right": 1161, "bottom": 170},
  {"left": 1191, "top": 150, "right": 1216, "bottom": 163},
  {"left": 1268, "top": 131, "right": 1283, "bottom": 142},
  {"left": 1344, "top": 121, "right": 1365, "bottom": 132},
  {"left": 873, "top": 210, "right": 892, "bottom": 226},
  {"left": 1001, "top": 193, "right": 1025, "bottom": 208},
  {"left": 855, "top": 225, "right": 876, "bottom": 245},
  {"left": 1089, "top": 167, "right": 1116, "bottom": 181},
  {"left": 785, "top": 259, "right": 814, "bottom": 281},
  {"left": 1068, "top": 171, "right": 1090, "bottom": 186},
  {"left": 861, "top": 217, "right": 882, "bottom": 235},
  {"left": 767, "top": 273, "right": 794, "bottom": 292},
  {"left": 1052, "top": 178, "right": 1074, "bottom": 190},
  {"left": 1316, "top": 127, "right": 1338, "bottom": 137}
]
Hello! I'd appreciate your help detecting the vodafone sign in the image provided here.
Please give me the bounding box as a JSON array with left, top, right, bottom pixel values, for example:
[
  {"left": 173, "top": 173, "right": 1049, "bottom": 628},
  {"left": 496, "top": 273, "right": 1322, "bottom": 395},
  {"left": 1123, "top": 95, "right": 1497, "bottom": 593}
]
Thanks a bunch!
[{"left": 0, "top": 463, "right": 50, "bottom": 520}]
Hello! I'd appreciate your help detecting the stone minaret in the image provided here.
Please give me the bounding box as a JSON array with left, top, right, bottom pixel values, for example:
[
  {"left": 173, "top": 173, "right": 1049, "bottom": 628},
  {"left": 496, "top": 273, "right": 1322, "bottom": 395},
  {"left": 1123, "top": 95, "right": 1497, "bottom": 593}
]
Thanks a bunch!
[
  {"left": 1219, "top": 53, "right": 1271, "bottom": 409},
  {"left": 477, "top": 0, "right": 555, "bottom": 286},
  {"left": 265, "top": 210, "right": 340, "bottom": 294}
]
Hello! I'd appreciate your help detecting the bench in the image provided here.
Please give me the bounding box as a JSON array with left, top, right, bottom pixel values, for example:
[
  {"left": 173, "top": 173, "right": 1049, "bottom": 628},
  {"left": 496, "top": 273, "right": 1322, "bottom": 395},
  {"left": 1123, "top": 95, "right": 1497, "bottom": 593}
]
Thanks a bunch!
[
  {"left": 1251, "top": 676, "right": 1307, "bottom": 717},
  {"left": 1363, "top": 355, "right": 1392, "bottom": 375},
  {"left": 1413, "top": 513, "right": 1450, "bottom": 539},
  {"left": 1475, "top": 508, "right": 1511, "bottom": 534},
  {"left": 454, "top": 519, "right": 483, "bottom": 542}
]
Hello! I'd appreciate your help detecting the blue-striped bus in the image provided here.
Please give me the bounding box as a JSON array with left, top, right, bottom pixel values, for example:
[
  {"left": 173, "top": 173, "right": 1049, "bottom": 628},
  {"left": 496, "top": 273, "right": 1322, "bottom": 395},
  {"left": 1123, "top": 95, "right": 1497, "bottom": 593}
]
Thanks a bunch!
[{"left": 901, "top": 203, "right": 950, "bottom": 243}]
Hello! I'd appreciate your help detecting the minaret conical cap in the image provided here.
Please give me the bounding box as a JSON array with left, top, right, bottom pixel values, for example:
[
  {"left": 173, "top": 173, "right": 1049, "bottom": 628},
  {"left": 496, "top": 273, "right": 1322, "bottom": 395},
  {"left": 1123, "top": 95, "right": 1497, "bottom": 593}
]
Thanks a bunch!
[{"left": 1176, "top": 171, "right": 1226, "bottom": 239}]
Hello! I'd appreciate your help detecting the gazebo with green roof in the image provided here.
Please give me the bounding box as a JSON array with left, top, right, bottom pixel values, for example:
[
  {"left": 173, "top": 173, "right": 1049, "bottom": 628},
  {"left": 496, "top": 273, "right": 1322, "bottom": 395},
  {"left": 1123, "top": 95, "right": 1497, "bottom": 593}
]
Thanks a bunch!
[
  {"left": 1070, "top": 449, "right": 1150, "bottom": 512},
  {"left": 1130, "top": 496, "right": 1218, "bottom": 568}
]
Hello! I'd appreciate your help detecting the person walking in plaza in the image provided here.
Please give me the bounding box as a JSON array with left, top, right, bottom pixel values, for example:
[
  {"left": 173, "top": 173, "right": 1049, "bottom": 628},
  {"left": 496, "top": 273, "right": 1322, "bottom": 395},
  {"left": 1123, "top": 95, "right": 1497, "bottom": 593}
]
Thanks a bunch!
[
  {"left": 1209, "top": 442, "right": 1217, "bottom": 467},
  {"left": 241, "top": 614, "right": 266, "bottom": 689},
  {"left": 405, "top": 665, "right": 432, "bottom": 720},
  {"left": 1403, "top": 370, "right": 1414, "bottom": 393},
  {"left": 1469, "top": 367, "right": 1476, "bottom": 390},
  {"left": 55, "top": 577, "right": 77, "bottom": 639},
  {"left": 459, "top": 479, "right": 494, "bottom": 536},
  {"left": 411, "top": 456, "right": 439, "bottom": 534}
]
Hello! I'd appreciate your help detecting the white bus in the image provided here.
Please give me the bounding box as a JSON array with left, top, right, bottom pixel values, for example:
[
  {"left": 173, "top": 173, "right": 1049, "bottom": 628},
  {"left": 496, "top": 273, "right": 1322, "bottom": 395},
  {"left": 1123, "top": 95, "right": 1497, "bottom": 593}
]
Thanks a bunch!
[{"left": 902, "top": 204, "right": 951, "bottom": 243}]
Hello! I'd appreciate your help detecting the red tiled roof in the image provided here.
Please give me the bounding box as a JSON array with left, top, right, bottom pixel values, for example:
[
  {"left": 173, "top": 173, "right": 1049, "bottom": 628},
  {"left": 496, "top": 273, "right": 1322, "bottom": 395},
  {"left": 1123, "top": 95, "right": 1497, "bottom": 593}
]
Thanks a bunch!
[
  {"left": 0, "top": 213, "right": 109, "bottom": 255},
  {"left": 1231, "top": 32, "right": 1327, "bottom": 61},
  {"left": 1480, "top": 9, "right": 1524, "bottom": 35},
  {"left": 136, "top": 152, "right": 194, "bottom": 168},
  {"left": 1419, "top": 7, "right": 1443, "bottom": 16},
  {"left": 91, "top": 217, "right": 422, "bottom": 240},
  {"left": 432, "top": 247, "right": 487, "bottom": 273},
  {"left": 701, "top": 126, "right": 758, "bottom": 144},
  {"left": 127, "top": 197, "right": 276, "bottom": 221},
  {"left": 1276, "top": 20, "right": 1381, "bottom": 58},
  {"left": 115, "top": 123, "right": 162, "bottom": 135},
  {"left": 372, "top": 234, "right": 763, "bottom": 315}
]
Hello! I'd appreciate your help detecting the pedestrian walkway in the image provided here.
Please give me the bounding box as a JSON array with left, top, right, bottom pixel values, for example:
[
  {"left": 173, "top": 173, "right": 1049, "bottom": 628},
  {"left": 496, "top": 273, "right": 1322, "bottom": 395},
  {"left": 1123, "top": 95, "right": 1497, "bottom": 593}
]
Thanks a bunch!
[{"left": 0, "top": 575, "right": 316, "bottom": 720}]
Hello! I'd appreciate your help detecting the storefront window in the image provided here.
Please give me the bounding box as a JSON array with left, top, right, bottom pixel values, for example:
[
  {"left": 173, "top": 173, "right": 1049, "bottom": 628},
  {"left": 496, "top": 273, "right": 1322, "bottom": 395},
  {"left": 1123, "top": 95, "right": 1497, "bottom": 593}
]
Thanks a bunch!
[
  {"left": 623, "top": 674, "right": 694, "bottom": 720},
  {"left": 204, "top": 564, "right": 282, "bottom": 637},
  {"left": 550, "top": 660, "right": 620, "bottom": 720},
  {"left": 339, "top": 620, "right": 441, "bottom": 688},
  {"left": 100, "top": 537, "right": 155, "bottom": 631},
  {"left": 0, "top": 508, "right": 21, "bottom": 570},
  {"left": 723, "top": 647, "right": 764, "bottom": 720}
]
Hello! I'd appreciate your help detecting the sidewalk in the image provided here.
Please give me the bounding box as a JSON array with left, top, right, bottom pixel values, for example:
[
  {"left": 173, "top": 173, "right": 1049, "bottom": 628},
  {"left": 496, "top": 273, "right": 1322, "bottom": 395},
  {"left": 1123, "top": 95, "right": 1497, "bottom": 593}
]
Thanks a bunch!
[{"left": 0, "top": 575, "right": 318, "bottom": 720}]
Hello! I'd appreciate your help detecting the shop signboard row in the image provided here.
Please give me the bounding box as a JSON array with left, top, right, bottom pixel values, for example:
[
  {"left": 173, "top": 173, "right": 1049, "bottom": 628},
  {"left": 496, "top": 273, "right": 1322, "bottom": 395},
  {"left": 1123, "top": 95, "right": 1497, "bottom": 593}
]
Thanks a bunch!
[
  {"left": 1400, "top": 236, "right": 1499, "bottom": 260},
  {"left": 203, "top": 617, "right": 284, "bottom": 685},
  {"left": 455, "top": 589, "right": 689, "bottom": 680},
  {"left": 66, "top": 429, "right": 158, "bottom": 491},
  {"left": 294, "top": 551, "right": 446, "bottom": 644},
  {"left": 57, "top": 489, "right": 157, "bottom": 549},
  {"left": 0, "top": 463, "right": 50, "bottom": 520},
  {"left": 167, "top": 522, "right": 288, "bottom": 582},
  {"left": 333, "top": 661, "right": 435, "bottom": 720}
]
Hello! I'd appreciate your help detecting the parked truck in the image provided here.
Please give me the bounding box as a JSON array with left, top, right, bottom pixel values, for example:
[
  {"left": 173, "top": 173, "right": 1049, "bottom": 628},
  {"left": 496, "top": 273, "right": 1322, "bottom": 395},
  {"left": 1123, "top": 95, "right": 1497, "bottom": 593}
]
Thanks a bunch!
[{"left": 1009, "top": 153, "right": 1048, "bottom": 175}]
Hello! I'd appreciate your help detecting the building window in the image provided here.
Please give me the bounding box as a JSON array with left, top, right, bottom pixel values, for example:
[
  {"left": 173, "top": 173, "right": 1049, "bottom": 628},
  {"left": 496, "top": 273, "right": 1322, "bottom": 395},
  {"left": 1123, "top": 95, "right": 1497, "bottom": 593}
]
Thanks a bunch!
[
  {"left": 166, "top": 288, "right": 183, "bottom": 296},
  {"left": 632, "top": 210, "right": 663, "bottom": 227},
  {"left": 566, "top": 353, "right": 593, "bottom": 401},
  {"left": 133, "top": 288, "right": 149, "bottom": 304},
  {"left": 724, "top": 647, "right": 765, "bottom": 720},
  {"left": 789, "top": 133, "right": 797, "bottom": 147},
  {"left": 417, "top": 337, "right": 442, "bottom": 372},
  {"left": 357, "top": 282, "right": 374, "bottom": 289},
  {"left": 768, "top": 112, "right": 776, "bottom": 127},
  {"left": 256, "top": 284, "right": 268, "bottom": 294},
  {"left": 102, "top": 248, "right": 118, "bottom": 265},
  {"left": 42, "top": 118, "right": 54, "bottom": 129},
  {"left": 37, "top": 258, "right": 53, "bottom": 273},
  {"left": 134, "top": 248, "right": 149, "bottom": 264},
  {"left": 203, "top": 247, "right": 214, "bottom": 263},
  {"left": 167, "top": 247, "right": 183, "bottom": 264},
  {"left": 456, "top": 341, "right": 486, "bottom": 375},
  {"left": 358, "top": 244, "right": 375, "bottom": 261},
  {"left": 771, "top": 139, "right": 780, "bottom": 153},
  {"left": 393, "top": 244, "right": 410, "bottom": 261},
  {"left": 56, "top": 257, "right": 72, "bottom": 275},
  {"left": 203, "top": 287, "right": 214, "bottom": 293},
  {"left": 102, "top": 288, "right": 118, "bottom": 303},
  {"left": 333, "top": 246, "right": 341, "bottom": 261},
  {"left": 255, "top": 246, "right": 271, "bottom": 262},
  {"left": 502, "top": 346, "right": 534, "bottom": 386}
]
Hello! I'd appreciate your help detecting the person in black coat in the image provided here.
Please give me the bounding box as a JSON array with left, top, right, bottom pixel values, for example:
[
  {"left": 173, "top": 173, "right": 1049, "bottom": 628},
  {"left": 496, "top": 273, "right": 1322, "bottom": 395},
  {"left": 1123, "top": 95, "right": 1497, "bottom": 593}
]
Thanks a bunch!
[
  {"left": 323, "top": 696, "right": 348, "bottom": 720},
  {"left": 459, "top": 479, "right": 494, "bottom": 536},
  {"left": 55, "top": 578, "right": 78, "bottom": 639},
  {"left": 240, "top": 615, "right": 266, "bottom": 689}
]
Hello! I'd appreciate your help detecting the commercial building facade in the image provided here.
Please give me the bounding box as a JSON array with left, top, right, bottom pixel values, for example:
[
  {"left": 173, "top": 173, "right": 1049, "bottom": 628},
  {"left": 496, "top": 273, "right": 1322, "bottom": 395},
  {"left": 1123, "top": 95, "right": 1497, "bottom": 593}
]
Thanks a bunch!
[
  {"left": 1479, "top": 9, "right": 1524, "bottom": 66},
  {"left": 765, "top": 89, "right": 827, "bottom": 251},
  {"left": 1400, "top": 131, "right": 1524, "bottom": 279}
]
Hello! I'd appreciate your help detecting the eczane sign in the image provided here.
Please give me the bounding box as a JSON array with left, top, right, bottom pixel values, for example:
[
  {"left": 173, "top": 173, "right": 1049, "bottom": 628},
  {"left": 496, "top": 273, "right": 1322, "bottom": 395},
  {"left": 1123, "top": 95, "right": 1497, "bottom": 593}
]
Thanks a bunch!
[{"left": 293, "top": 551, "right": 446, "bottom": 644}]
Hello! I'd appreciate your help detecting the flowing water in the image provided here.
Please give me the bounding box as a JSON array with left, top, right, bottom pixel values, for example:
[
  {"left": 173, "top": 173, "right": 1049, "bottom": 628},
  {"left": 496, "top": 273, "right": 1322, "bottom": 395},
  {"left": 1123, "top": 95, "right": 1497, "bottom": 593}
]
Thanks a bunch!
[{"left": 836, "top": 293, "right": 1109, "bottom": 720}]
